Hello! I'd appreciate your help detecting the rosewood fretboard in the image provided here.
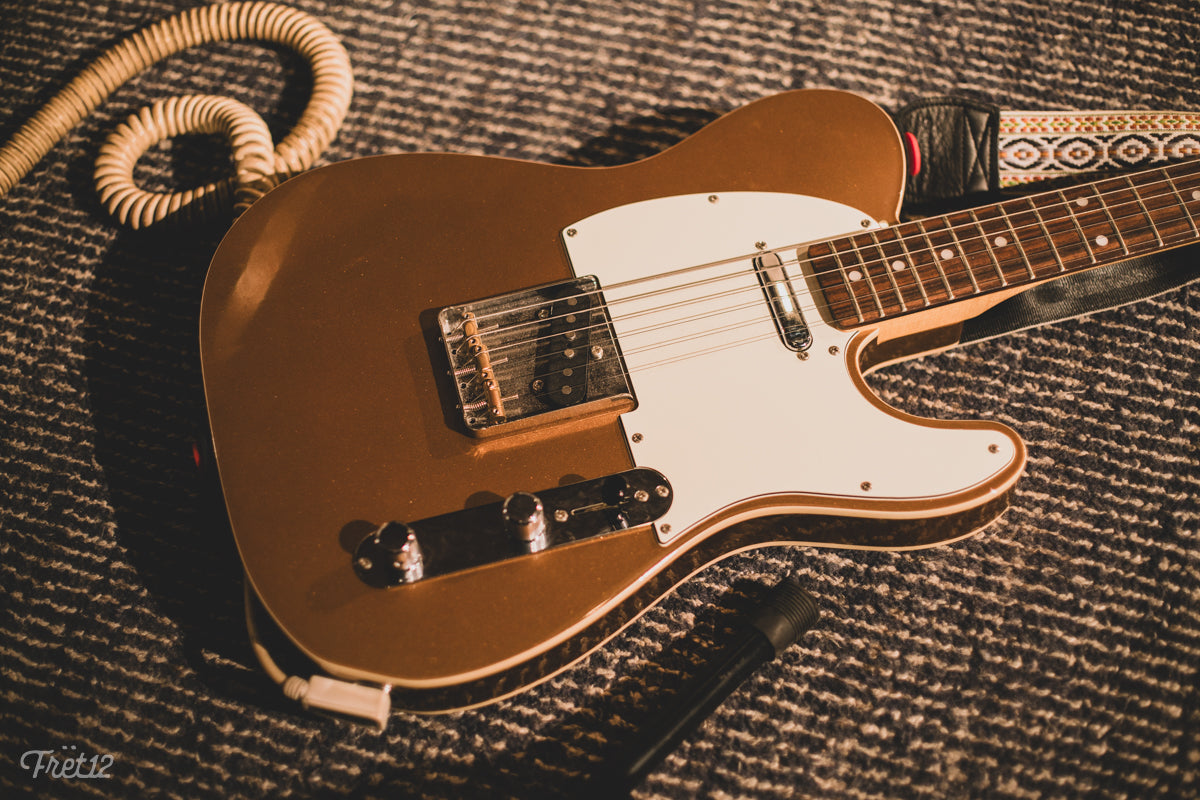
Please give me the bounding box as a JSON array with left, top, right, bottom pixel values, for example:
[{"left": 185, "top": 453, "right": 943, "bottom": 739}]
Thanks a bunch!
[{"left": 811, "top": 160, "right": 1200, "bottom": 328}]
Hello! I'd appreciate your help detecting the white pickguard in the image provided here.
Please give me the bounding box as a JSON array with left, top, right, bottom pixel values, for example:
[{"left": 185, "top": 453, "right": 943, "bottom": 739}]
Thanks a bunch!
[{"left": 563, "top": 192, "right": 1019, "bottom": 544}]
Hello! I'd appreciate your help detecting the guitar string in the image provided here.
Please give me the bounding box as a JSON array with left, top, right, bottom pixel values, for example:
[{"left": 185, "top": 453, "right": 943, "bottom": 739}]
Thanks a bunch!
[
  {"left": 458, "top": 160, "right": 1200, "bottom": 339},
  {"left": 473, "top": 190, "right": 1198, "bottom": 373},
  {"left": 460, "top": 218, "right": 1200, "bottom": 404},
  {"left": 451, "top": 175, "right": 1200, "bottom": 387},
  {"left": 575, "top": 224, "right": 1200, "bottom": 377},
  {"left": 454, "top": 178, "right": 1200, "bottom": 369},
  {"left": 463, "top": 196, "right": 1200, "bottom": 397},
  {"left": 459, "top": 194, "right": 1197, "bottom": 382},
  {"left": 465, "top": 167, "right": 1200, "bottom": 345}
]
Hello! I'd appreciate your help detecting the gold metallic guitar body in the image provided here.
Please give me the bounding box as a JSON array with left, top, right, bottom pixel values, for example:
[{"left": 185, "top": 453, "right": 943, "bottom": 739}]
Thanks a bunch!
[{"left": 201, "top": 89, "right": 1039, "bottom": 711}]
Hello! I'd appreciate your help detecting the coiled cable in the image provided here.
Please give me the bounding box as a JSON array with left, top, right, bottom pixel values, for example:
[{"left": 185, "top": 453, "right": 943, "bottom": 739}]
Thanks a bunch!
[{"left": 0, "top": 1, "right": 353, "bottom": 228}]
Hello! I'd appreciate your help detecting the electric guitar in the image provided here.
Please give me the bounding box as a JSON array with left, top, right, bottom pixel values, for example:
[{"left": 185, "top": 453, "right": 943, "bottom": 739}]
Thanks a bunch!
[{"left": 200, "top": 89, "right": 1199, "bottom": 712}]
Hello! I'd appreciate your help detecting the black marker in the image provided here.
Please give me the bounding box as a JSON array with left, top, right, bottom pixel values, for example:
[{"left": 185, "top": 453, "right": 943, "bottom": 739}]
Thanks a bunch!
[{"left": 593, "top": 576, "right": 819, "bottom": 795}]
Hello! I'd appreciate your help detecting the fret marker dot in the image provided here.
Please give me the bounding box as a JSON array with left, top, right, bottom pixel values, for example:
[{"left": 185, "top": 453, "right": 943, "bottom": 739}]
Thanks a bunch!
[
  {"left": 891, "top": 259, "right": 907, "bottom": 271},
  {"left": 849, "top": 269, "right": 863, "bottom": 281},
  {"left": 994, "top": 236, "right": 1008, "bottom": 247},
  {"left": 1076, "top": 198, "right": 1089, "bottom": 207},
  {"left": 940, "top": 248, "right": 954, "bottom": 260},
  {"left": 1192, "top": 190, "right": 1200, "bottom": 201},
  {"left": 1095, "top": 234, "right": 1109, "bottom": 247}
]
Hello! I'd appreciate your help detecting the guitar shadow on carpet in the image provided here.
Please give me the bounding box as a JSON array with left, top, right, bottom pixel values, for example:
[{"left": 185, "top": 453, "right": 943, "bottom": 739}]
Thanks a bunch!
[{"left": 76, "top": 104, "right": 824, "bottom": 796}]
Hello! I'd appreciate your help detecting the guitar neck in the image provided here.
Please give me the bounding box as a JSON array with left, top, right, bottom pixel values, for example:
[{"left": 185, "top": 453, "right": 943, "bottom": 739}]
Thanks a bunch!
[{"left": 811, "top": 159, "right": 1200, "bottom": 327}]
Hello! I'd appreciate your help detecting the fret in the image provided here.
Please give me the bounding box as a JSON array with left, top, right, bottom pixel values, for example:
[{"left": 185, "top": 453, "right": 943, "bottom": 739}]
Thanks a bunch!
[
  {"left": 1026, "top": 197, "right": 1066, "bottom": 273},
  {"left": 868, "top": 230, "right": 908, "bottom": 312},
  {"left": 876, "top": 226, "right": 928, "bottom": 310},
  {"left": 829, "top": 243, "right": 866, "bottom": 324},
  {"left": 969, "top": 209, "right": 1007, "bottom": 286},
  {"left": 1057, "top": 189, "right": 1096, "bottom": 263},
  {"left": 995, "top": 203, "right": 1036, "bottom": 280},
  {"left": 810, "top": 160, "right": 1200, "bottom": 332},
  {"left": 893, "top": 226, "right": 931, "bottom": 307},
  {"left": 1124, "top": 175, "right": 1164, "bottom": 248},
  {"left": 943, "top": 214, "right": 981, "bottom": 294},
  {"left": 849, "top": 235, "right": 886, "bottom": 317},
  {"left": 1158, "top": 168, "right": 1199, "bottom": 238},
  {"left": 914, "top": 218, "right": 955, "bottom": 298},
  {"left": 1092, "top": 183, "right": 1130, "bottom": 255}
]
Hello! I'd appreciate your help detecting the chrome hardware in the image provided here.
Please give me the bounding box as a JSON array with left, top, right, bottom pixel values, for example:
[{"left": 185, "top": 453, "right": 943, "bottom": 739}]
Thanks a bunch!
[
  {"left": 503, "top": 491, "right": 548, "bottom": 553},
  {"left": 353, "top": 522, "right": 424, "bottom": 587},
  {"left": 753, "top": 251, "right": 811, "bottom": 352},
  {"left": 350, "top": 469, "right": 672, "bottom": 589},
  {"left": 438, "top": 276, "right": 633, "bottom": 436}
]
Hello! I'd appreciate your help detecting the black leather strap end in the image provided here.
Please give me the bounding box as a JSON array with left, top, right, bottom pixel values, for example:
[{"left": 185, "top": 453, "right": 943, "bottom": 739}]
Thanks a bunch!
[{"left": 895, "top": 96, "right": 1000, "bottom": 215}]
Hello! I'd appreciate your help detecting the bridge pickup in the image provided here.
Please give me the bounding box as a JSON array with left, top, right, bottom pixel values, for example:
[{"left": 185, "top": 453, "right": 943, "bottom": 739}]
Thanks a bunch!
[
  {"left": 754, "top": 251, "right": 811, "bottom": 352},
  {"left": 439, "top": 277, "right": 635, "bottom": 436}
]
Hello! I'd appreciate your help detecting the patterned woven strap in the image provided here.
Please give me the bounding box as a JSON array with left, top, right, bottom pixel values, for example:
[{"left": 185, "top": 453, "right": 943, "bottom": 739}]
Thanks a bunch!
[{"left": 997, "top": 109, "right": 1200, "bottom": 186}]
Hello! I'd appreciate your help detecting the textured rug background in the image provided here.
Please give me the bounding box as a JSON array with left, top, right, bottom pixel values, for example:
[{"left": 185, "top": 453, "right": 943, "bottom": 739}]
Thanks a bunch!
[{"left": 2, "top": 1, "right": 1198, "bottom": 798}]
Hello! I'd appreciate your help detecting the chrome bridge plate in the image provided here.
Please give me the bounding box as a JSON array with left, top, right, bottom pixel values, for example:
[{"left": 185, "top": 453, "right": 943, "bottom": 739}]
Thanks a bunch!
[{"left": 438, "top": 277, "right": 635, "bottom": 436}]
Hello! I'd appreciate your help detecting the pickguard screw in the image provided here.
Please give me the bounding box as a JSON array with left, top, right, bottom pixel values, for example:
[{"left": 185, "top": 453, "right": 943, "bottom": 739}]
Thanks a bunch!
[
  {"left": 708, "top": 195, "right": 719, "bottom": 203},
  {"left": 566, "top": 228, "right": 577, "bottom": 237},
  {"left": 631, "top": 433, "right": 644, "bottom": 443},
  {"left": 828, "top": 345, "right": 840, "bottom": 356},
  {"left": 531, "top": 379, "right": 544, "bottom": 391},
  {"left": 861, "top": 481, "right": 872, "bottom": 491},
  {"left": 655, "top": 485, "right": 670, "bottom": 498},
  {"left": 554, "top": 509, "right": 569, "bottom": 523},
  {"left": 755, "top": 241, "right": 767, "bottom": 250},
  {"left": 988, "top": 443, "right": 1000, "bottom": 453},
  {"left": 797, "top": 351, "right": 809, "bottom": 361},
  {"left": 660, "top": 523, "right": 672, "bottom": 534},
  {"left": 861, "top": 218, "right": 872, "bottom": 228}
]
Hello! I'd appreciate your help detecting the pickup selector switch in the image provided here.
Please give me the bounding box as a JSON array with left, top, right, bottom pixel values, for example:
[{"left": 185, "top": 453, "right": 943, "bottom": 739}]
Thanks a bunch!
[{"left": 503, "top": 491, "right": 548, "bottom": 553}]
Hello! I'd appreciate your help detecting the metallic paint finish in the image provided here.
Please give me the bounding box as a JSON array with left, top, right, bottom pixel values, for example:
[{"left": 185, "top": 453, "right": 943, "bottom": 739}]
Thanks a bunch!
[{"left": 201, "top": 90, "right": 1019, "bottom": 709}]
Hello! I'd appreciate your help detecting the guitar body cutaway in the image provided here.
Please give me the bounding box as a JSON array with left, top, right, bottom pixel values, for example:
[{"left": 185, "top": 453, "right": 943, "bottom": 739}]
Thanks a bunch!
[{"left": 201, "top": 89, "right": 1024, "bottom": 712}]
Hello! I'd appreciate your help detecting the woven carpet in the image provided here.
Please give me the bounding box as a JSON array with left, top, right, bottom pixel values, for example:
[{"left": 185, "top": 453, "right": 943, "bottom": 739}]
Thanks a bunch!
[{"left": 2, "top": 1, "right": 1197, "bottom": 798}]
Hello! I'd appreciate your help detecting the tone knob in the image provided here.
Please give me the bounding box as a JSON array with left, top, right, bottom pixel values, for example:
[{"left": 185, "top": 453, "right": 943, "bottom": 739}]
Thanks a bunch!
[
  {"left": 353, "top": 521, "right": 424, "bottom": 587},
  {"left": 503, "top": 491, "right": 549, "bottom": 553}
]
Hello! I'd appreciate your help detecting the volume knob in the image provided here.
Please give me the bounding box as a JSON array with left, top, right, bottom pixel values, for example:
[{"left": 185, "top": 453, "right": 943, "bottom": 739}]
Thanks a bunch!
[{"left": 503, "top": 492, "right": 549, "bottom": 553}]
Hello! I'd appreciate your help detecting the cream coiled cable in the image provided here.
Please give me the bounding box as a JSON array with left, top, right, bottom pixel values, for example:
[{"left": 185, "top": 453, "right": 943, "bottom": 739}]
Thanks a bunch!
[{"left": 0, "top": 1, "right": 353, "bottom": 229}]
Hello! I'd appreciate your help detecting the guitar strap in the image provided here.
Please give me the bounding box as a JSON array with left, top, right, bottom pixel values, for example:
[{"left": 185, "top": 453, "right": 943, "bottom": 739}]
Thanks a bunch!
[{"left": 894, "top": 97, "right": 1200, "bottom": 344}]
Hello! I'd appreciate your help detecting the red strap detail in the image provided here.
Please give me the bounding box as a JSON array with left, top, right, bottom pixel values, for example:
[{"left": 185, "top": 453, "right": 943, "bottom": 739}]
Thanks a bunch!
[{"left": 903, "top": 131, "right": 921, "bottom": 176}]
